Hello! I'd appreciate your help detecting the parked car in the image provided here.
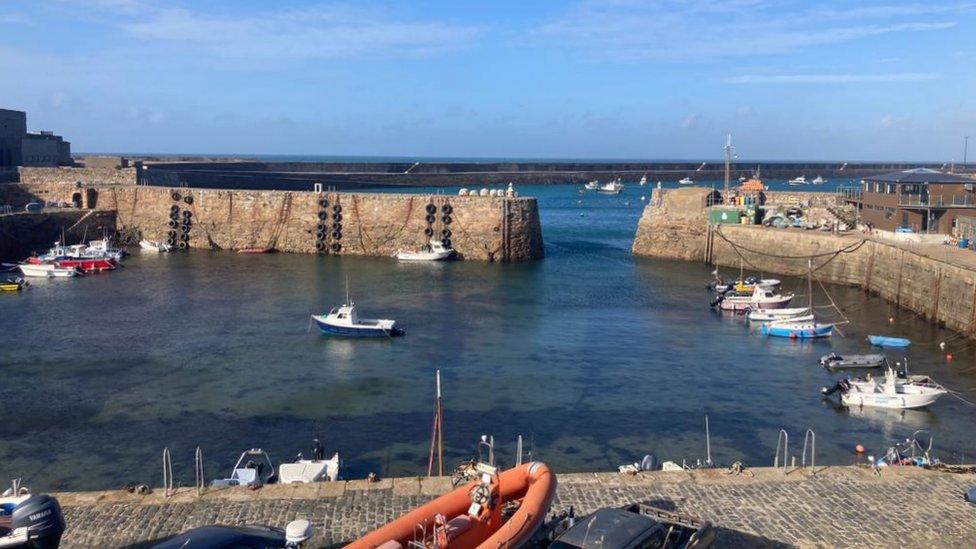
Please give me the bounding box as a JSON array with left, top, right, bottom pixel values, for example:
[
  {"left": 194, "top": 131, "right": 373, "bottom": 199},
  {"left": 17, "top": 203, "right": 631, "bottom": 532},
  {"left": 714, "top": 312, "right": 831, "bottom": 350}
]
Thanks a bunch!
[{"left": 548, "top": 503, "right": 714, "bottom": 549}]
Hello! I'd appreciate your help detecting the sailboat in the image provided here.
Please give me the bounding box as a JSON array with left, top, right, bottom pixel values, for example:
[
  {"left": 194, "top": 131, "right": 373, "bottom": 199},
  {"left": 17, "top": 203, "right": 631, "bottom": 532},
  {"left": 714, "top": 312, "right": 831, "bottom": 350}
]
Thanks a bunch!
[{"left": 760, "top": 259, "right": 834, "bottom": 338}]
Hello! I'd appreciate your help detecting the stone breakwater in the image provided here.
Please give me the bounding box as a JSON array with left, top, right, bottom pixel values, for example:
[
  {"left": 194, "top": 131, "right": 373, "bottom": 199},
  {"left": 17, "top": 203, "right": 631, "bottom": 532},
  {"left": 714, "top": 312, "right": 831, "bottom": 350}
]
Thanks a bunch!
[
  {"left": 0, "top": 210, "right": 117, "bottom": 261},
  {"left": 2, "top": 167, "right": 544, "bottom": 262},
  {"left": 633, "top": 187, "right": 976, "bottom": 337},
  {"left": 54, "top": 466, "right": 975, "bottom": 548}
]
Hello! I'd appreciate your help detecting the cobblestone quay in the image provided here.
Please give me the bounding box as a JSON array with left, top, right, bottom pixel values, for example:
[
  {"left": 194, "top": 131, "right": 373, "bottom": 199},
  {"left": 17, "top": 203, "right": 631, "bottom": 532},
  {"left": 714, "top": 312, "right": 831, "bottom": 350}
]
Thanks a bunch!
[{"left": 55, "top": 466, "right": 976, "bottom": 548}]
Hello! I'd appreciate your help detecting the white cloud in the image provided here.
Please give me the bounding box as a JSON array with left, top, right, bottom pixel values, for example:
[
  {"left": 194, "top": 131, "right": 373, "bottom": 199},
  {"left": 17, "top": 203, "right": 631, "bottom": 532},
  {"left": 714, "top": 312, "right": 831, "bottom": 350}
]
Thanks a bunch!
[
  {"left": 723, "top": 73, "right": 941, "bottom": 84},
  {"left": 118, "top": 6, "right": 482, "bottom": 60},
  {"left": 537, "top": 1, "right": 966, "bottom": 61}
]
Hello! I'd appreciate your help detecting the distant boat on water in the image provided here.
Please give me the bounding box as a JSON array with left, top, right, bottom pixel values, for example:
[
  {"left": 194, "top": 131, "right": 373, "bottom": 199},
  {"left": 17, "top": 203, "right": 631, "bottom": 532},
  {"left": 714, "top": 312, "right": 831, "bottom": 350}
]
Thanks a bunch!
[
  {"left": 639, "top": 174, "right": 647, "bottom": 186},
  {"left": 596, "top": 179, "right": 623, "bottom": 194},
  {"left": 679, "top": 177, "right": 694, "bottom": 185},
  {"left": 868, "top": 335, "right": 911, "bottom": 348},
  {"left": 788, "top": 176, "right": 807, "bottom": 186},
  {"left": 812, "top": 175, "right": 827, "bottom": 184}
]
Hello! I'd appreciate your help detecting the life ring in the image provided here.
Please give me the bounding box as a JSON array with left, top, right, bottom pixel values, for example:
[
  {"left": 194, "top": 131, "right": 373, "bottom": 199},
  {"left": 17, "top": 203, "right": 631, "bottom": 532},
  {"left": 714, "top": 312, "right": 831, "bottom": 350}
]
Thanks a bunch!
[
  {"left": 184, "top": 196, "right": 193, "bottom": 205},
  {"left": 332, "top": 221, "right": 341, "bottom": 230},
  {"left": 441, "top": 204, "right": 453, "bottom": 214},
  {"left": 332, "top": 213, "right": 342, "bottom": 222},
  {"left": 166, "top": 236, "right": 176, "bottom": 246},
  {"left": 424, "top": 227, "right": 434, "bottom": 236},
  {"left": 441, "top": 228, "right": 452, "bottom": 238},
  {"left": 331, "top": 242, "right": 341, "bottom": 252},
  {"left": 171, "top": 191, "right": 181, "bottom": 201},
  {"left": 315, "top": 241, "right": 326, "bottom": 251},
  {"left": 442, "top": 238, "right": 452, "bottom": 247},
  {"left": 319, "top": 198, "right": 329, "bottom": 208},
  {"left": 170, "top": 205, "right": 179, "bottom": 214},
  {"left": 426, "top": 204, "right": 436, "bottom": 214},
  {"left": 789, "top": 331, "right": 797, "bottom": 339},
  {"left": 182, "top": 210, "right": 192, "bottom": 219},
  {"left": 442, "top": 215, "right": 452, "bottom": 225},
  {"left": 332, "top": 204, "right": 342, "bottom": 213},
  {"left": 169, "top": 219, "right": 178, "bottom": 228},
  {"left": 425, "top": 214, "right": 436, "bottom": 224},
  {"left": 318, "top": 211, "right": 328, "bottom": 220}
]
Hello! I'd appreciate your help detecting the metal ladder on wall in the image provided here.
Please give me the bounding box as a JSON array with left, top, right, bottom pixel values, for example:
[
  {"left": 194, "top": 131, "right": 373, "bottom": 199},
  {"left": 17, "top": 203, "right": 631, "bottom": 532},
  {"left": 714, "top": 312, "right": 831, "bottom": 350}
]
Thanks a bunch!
[{"left": 773, "top": 428, "right": 817, "bottom": 474}]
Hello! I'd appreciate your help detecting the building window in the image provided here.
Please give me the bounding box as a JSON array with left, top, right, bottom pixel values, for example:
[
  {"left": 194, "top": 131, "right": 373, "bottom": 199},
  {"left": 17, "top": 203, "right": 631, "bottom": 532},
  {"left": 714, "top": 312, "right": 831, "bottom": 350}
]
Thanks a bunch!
[{"left": 902, "top": 212, "right": 909, "bottom": 226}]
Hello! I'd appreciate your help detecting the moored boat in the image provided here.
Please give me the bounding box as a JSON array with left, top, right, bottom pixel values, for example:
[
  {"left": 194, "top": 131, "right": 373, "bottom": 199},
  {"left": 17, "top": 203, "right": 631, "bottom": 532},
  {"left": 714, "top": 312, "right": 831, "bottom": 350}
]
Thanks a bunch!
[
  {"left": 712, "top": 277, "right": 781, "bottom": 293},
  {"left": 788, "top": 176, "right": 807, "bottom": 185},
  {"left": 394, "top": 240, "right": 454, "bottom": 261},
  {"left": 312, "top": 302, "right": 403, "bottom": 337},
  {"left": 761, "top": 319, "right": 833, "bottom": 338},
  {"left": 748, "top": 309, "right": 813, "bottom": 323},
  {"left": 868, "top": 335, "right": 911, "bottom": 348},
  {"left": 812, "top": 175, "right": 827, "bottom": 184},
  {"left": 279, "top": 439, "right": 340, "bottom": 483},
  {"left": 18, "top": 263, "right": 80, "bottom": 278},
  {"left": 822, "top": 367, "right": 947, "bottom": 409},
  {"left": 678, "top": 176, "right": 694, "bottom": 185},
  {"left": 211, "top": 448, "right": 277, "bottom": 487},
  {"left": 28, "top": 242, "right": 117, "bottom": 271},
  {"left": 0, "top": 479, "right": 66, "bottom": 548},
  {"left": 584, "top": 180, "right": 599, "bottom": 190},
  {"left": 346, "top": 461, "right": 556, "bottom": 549},
  {"left": 0, "top": 277, "right": 26, "bottom": 292},
  {"left": 714, "top": 285, "right": 794, "bottom": 312},
  {"left": 139, "top": 240, "right": 172, "bottom": 253},
  {"left": 86, "top": 237, "right": 126, "bottom": 260},
  {"left": 596, "top": 179, "right": 623, "bottom": 194},
  {"left": 820, "top": 353, "right": 887, "bottom": 369}
]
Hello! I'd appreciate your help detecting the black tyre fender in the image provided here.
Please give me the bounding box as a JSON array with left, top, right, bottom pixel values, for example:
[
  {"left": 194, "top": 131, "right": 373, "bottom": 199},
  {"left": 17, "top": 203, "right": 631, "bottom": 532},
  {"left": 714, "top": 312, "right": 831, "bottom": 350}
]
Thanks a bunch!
[
  {"left": 319, "top": 198, "right": 329, "bottom": 208},
  {"left": 424, "top": 227, "right": 434, "bottom": 237},
  {"left": 178, "top": 241, "right": 187, "bottom": 249},
  {"left": 332, "top": 213, "right": 342, "bottom": 222},
  {"left": 183, "top": 196, "right": 193, "bottom": 205},
  {"left": 442, "top": 238, "right": 452, "bottom": 248},
  {"left": 332, "top": 204, "right": 342, "bottom": 213},
  {"left": 425, "top": 214, "right": 436, "bottom": 224},
  {"left": 318, "top": 211, "right": 328, "bottom": 220},
  {"left": 442, "top": 215, "right": 452, "bottom": 225},
  {"left": 441, "top": 204, "right": 453, "bottom": 214},
  {"left": 315, "top": 241, "right": 326, "bottom": 251},
  {"left": 182, "top": 210, "right": 192, "bottom": 219},
  {"left": 441, "top": 228, "right": 452, "bottom": 238},
  {"left": 332, "top": 221, "right": 341, "bottom": 230},
  {"left": 171, "top": 191, "right": 181, "bottom": 201},
  {"left": 169, "top": 219, "right": 178, "bottom": 228},
  {"left": 331, "top": 242, "right": 341, "bottom": 252},
  {"left": 170, "top": 205, "right": 179, "bottom": 214},
  {"left": 426, "top": 203, "right": 436, "bottom": 214}
]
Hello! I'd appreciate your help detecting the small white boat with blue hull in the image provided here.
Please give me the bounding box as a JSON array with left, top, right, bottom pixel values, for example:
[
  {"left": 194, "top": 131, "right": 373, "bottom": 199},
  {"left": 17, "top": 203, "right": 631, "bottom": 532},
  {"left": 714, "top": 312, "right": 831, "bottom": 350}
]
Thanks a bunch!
[{"left": 312, "top": 303, "right": 403, "bottom": 338}]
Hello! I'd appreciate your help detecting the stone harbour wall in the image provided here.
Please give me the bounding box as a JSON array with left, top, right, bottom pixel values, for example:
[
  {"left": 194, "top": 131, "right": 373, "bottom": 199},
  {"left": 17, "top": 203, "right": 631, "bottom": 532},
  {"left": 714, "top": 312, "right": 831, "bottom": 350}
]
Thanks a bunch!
[
  {"left": 632, "top": 187, "right": 976, "bottom": 336},
  {"left": 1, "top": 179, "right": 544, "bottom": 262},
  {"left": 0, "top": 210, "right": 118, "bottom": 262}
]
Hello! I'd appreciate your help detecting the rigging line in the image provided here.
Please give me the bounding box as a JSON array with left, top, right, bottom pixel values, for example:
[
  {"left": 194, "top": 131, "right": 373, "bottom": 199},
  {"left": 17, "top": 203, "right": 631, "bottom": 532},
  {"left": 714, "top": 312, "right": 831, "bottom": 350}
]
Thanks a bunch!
[
  {"left": 947, "top": 390, "right": 976, "bottom": 408},
  {"left": 713, "top": 226, "right": 868, "bottom": 259}
]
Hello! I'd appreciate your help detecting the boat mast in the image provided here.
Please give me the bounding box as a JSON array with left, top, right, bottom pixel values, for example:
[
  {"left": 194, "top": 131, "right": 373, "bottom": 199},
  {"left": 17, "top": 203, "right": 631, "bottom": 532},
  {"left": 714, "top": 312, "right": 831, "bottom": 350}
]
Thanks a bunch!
[
  {"left": 427, "top": 369, "right": 444, "bottom": 477},
  {"left": 808, "top": 258, "right": 813, "bottom": 312}
]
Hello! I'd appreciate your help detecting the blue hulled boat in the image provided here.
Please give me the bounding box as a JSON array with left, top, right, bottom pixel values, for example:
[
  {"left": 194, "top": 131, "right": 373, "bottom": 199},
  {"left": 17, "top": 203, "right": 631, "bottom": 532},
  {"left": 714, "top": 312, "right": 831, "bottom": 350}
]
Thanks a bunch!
[
  {"left": 867, "top": 335, "right": 910, "bottom": 348},
  {"left": 311, "top": 303, "right": 404, "bottom": 338},
  {"left": 760, "top": 320, "right": 833, "bottom": 339}
]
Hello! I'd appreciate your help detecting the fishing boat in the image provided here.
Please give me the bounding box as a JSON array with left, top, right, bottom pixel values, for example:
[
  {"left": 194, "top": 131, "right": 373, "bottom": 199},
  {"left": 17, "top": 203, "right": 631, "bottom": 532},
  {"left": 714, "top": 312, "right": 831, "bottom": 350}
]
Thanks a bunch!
[
  {"left": 279, "top": 439, "right": 340, "bottom": 483},
  {"left": 27, "top": 242, "right": 117, "bottom": 271},
  {"left": 820, "top": 353, "right": 887, "bottom": 369},
  {"left": 711, "top": 277, "right": 781, "bottom": 293},
  {"left": 139, "top": 240, "right": 172, "bottom": 253},
  {"left": 678, "top": 177, "right": 694, "bottom": 185},
  {"left": 86, "top": 238, "right": 126, "bottom": 260},
  {"left": 346, "top": 460, "right": 555, "bottom": 549},
  {"left": 17, "top": 263, "right": 80, "bottom": 278},
  {"left": 822, "top": 366, "right": 947, "bottom": 409},
  {"left": 211, "top": 449, "right": 277, "bottom": 488},
  {"left": 714, "top": 285, "right": 794, "bottom": 312},
  {"left": 596, "top": 179, "right": 623, "bottom": 194},
  {"left": 311, "top": 282, "right": 404, "bottom": 338},
  {"left": 584, "top": 180, "right": 599, "bottom": 190},
  {"left": 394, "top": 240, "right": 454, "bottom": 261},
  {"left": 788, "top": 176, "right": 807, "bottom": 185},
  {"left": 0, "top": 479, "right": 66, "bottom": 548},
  {"left": 868, "top": 335, "right": 911, "bottom": 348},
  {"left": 812, "top": 175, "right": 827, "bottom": 184}
]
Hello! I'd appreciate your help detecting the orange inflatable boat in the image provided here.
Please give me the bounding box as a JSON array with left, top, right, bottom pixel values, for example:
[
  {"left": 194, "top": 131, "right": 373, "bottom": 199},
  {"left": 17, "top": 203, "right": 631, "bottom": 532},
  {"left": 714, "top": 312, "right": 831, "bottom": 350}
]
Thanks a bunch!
[{"left": 346, "top": 461, "right": 556, "bottom": 549}]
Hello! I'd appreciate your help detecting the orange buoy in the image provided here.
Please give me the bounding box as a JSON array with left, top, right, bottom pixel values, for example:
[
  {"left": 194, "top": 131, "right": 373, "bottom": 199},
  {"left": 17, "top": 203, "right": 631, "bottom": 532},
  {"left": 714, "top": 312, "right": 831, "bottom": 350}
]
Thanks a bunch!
[
  {"left": 889, "top": 317, "right": 895, "bottom": 323},
  {"left": 855, "top": 444, "right": 865, "bottom": 454}
]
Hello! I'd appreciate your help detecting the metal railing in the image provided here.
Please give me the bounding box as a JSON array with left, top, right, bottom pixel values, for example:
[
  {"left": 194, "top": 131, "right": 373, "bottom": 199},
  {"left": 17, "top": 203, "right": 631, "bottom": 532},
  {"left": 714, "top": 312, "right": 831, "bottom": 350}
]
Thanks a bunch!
[
  {"left": 162, "top": 447, "right": 174, "bottom": 497},
  {"left": 773, "top": 430, "right": 789, "bottom": 473},
  {"left": 802, "top": 429, "right": 816, "bottom": 474},
  {"left": 899, "top": 194, "right": 976, "bottom": 208},
  {"left": 837, "top": 186, "right": 862, "bottom": 202}
]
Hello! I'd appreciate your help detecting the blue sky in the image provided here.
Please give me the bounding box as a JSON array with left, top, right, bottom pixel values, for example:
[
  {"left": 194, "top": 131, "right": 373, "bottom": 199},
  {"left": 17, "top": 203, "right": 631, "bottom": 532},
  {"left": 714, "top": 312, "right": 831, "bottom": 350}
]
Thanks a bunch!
[{"left": 1, "top": 0, "right": 974, "bottom": 160}]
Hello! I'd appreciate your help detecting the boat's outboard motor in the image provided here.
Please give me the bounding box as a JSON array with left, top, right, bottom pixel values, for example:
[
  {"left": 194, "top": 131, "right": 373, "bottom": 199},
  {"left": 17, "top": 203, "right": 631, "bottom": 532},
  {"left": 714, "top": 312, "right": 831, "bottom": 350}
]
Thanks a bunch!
[
  {"left": 5, "top": 494, "right": 65, "bottom": 549},
  {"left": 821, "top": 379, "right": 851, "bottom": 397}
]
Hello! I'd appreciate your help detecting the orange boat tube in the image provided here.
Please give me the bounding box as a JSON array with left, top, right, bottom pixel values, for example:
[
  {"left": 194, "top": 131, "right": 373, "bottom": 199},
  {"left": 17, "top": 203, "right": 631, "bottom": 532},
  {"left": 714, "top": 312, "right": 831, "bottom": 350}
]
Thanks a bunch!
[{"left": 346, "top": 462, "right": 556, "bottom": 549}]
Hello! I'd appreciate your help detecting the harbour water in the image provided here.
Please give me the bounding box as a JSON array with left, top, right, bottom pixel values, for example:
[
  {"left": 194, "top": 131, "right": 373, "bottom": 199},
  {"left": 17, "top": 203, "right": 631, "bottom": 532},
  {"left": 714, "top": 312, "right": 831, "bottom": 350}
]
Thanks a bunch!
[{"left": 2, "top": 183, "right": 975, "bottom": 491}]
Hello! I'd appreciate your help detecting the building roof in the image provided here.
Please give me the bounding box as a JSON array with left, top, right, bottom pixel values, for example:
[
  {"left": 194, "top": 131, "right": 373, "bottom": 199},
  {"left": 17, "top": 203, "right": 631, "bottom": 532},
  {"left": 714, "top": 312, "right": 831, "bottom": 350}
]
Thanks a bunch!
[{"left": 866, "top": 168, "right": 974, "bottom": 184}]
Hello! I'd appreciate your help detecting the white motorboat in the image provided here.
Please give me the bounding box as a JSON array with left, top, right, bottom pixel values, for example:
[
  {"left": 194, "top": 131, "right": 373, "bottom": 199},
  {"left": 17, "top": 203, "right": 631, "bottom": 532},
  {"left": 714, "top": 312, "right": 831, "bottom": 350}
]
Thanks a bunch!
[
  {"left": 0, "top": 479, "right": 66, "bottom": 548},
  {"left": 584, "top": 180, "right": 599, "bottom": 190},
  {"left": 715, "top": 285, "right": 794, "bottom": 312},
  {"left": 812, "top": 175, "right": 827, "bottom": 184},
  {"left": 212, "top": 448, "right": 277, "bottom": 487},
  {"left": 18, "top": 263, "right": 80, "bottom": 278},
  {"left": 596, "top": 179, "right": 623, "bottom": 194},
  {"left": 712, "top": 278, "right": 781, "bottom": 293},
  {"left": 139, "top": 239, "right": 172, "bottom": 253},
  {"left": 788, "top": 176, "right": 807, "bottom": 186},
  {"left": 823, "top": 367, "right": 947, "bottom": 410},
  {"left": 279, "top": 440, "right": 341, "bottom": 484},
  {"left": 394, "top": 240, "right": 453, "bottom": 261},
  {"left": 678, "top": 177, "right": 694, "bottom": 185},
  {"left": 747, "top": 308, "right": 813, "bottom": 323},
  {"left": 86, "top": 238, "right": 126, "bottom": 260},
  {"left": 312, "top": 302, "right": 404, "bottom": 337},
  {"left": 638, "top": 175, "right": 647, "bottom": 186}
]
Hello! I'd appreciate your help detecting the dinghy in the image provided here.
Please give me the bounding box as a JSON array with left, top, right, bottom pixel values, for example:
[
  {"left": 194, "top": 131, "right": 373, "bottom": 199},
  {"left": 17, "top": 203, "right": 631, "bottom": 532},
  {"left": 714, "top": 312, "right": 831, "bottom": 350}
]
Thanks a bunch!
[
  {"left": 211, "top": 449, "right": 277, "bottom": 488},
  {"left": 18, "top": 263, "right": 80, "bottom": 278},
  {"left": 820, "top": 353, "right": 887, "bottom": 369},
  {"left": 678, "top": 177, "right": 694, "bottom": 185},
  {"left": 868, "top": 335, "right": 911, "bottom": 348},
  {"left": 279, "top": 439, "right": 340, "bottom": 483},
  {"left": 347, "top": 461, "right": 555, "bottom": 549}
]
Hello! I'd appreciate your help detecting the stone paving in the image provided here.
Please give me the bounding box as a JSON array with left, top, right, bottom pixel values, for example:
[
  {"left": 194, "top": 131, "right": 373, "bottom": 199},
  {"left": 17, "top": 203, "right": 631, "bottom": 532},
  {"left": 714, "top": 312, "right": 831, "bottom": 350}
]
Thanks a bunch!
[{"left": 54, "top": 466, "right": 976, "bottom": 548}]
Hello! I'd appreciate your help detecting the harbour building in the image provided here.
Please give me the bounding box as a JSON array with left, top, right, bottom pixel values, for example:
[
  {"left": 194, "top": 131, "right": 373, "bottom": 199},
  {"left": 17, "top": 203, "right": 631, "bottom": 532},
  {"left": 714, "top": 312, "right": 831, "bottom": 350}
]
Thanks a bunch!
[
  {"left": 0, "top": 108, "right": 72, "bottom": 167},
  {"left": 843, "top": 168, "right": 976, "bottom": 234}
]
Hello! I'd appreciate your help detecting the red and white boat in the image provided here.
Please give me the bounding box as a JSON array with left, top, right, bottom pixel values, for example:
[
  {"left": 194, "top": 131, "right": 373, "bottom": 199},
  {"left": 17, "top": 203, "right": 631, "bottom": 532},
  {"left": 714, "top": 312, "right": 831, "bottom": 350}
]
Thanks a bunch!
[{"left": 27, "top": 242, "right": 117, "bottom": 272}]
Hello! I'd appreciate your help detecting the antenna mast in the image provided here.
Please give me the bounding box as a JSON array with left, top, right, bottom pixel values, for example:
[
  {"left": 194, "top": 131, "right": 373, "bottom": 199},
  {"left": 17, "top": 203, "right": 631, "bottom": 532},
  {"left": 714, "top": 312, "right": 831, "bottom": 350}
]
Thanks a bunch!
[{"left": 723, "top": 134, "right": 734, "bottom": 200}]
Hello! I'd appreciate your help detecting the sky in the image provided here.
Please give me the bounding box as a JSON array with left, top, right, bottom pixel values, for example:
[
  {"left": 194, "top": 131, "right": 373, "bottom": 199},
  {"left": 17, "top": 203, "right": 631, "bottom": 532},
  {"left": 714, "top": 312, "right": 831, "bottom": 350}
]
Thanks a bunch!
[{"left": 1, "top": 0, "right": 974, "bottom": 161}]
